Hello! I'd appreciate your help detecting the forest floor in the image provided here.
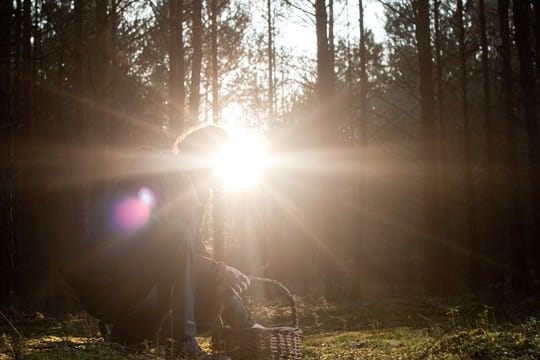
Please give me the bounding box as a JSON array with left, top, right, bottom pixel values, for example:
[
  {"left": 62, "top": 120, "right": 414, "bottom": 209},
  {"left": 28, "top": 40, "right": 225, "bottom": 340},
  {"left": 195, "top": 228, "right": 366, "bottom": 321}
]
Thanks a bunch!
[{"left": 1, "top": 295, "right": 540, "bottom": 359}]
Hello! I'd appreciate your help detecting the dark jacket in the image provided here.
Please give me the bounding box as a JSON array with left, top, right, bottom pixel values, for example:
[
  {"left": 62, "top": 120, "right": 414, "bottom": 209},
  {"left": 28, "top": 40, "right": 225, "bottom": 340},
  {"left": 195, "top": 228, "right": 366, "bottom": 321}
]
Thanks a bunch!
[{"left": 65, "top": 153, "right": 223, "bottom": 327}]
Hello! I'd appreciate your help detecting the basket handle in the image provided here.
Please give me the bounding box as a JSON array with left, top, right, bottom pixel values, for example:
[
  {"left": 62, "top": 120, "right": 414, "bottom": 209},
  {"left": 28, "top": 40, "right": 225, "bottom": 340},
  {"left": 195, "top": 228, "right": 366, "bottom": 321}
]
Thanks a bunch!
[
  {"left": 251, "top": 277, "right": 299, "bottom": 328},
  {"left": 218, "top": 277, "right": 299, "bottom": 328}
]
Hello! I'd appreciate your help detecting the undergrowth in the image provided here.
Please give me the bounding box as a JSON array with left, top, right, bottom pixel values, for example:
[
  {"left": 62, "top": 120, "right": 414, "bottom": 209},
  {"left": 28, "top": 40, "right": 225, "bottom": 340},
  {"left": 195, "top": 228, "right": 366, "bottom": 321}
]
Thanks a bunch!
[{"left": 1, "top": 296, "right": 540, "bottom": 359}]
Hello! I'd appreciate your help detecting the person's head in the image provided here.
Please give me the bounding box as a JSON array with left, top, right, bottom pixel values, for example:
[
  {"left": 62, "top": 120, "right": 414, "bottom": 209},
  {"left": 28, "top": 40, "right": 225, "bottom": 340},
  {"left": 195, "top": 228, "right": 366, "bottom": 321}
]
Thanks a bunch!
[{"left": 174, "top": 125, "right": 231, "bottom": 203}]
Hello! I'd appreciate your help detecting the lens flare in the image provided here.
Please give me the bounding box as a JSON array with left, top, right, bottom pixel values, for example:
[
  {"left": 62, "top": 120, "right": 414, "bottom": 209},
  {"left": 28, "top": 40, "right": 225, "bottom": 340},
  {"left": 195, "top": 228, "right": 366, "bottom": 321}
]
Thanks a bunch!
[
  {"left": 112, "top": 187, "right": 156, "bottom": 233},
  {"left": 215, "top": 135, "right": 268, "bottom": 190},
  {"left": 138, "top": 187, "right": 155, "bottom": 207}
]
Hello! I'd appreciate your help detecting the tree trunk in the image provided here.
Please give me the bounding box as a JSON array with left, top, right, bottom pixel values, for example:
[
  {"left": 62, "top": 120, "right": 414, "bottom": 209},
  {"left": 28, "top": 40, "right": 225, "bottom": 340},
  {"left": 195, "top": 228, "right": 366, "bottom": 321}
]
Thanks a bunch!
[
  {"left": 16, "top": 0, "right": 34, "bottom": 306},
  {"left": 74, "top": 0, "right": 83, "bottom": 137},
  {"left": 210, "top": 0, "right": 219, "bottom": 125},
  {"left": 352, "top": 0, "right": 368, "bottom": 298},
  {"left": 95, "top": 0, "right": 108, "bottom": 146},
  {"left": 433, "top": 0, "right": 452, "bottom": 287},
  {"left": 512, "top": 0, "right": 535, "bottom": 293},
  {"left": 110, "top": 0, "right": 119, "bottom": 144},
  {"left": 328, "top": 0, "right": 335, "bottom": 81},
  {"left": 315, "top": 0, "right": 337, "bottom": 297},
  {"left": 415, "top": 0, "right": 445, "bottom": 296},
  {"left": 457, "top": 0, "right": 479, "bottom": 292},
  {"left": 267, "top": 0, "right": 275, "bottom": 121},
  {"left": 189, "top": 0, "right": 203, "bottom": 126},
  {"left": 358, "top": 0, "right": 367, "bottom": 148},
  {"left": 479, "top": 0, "right": 499, "bottom": 293},
  {"left": 533, "top": 0, "right": 540, "bottom": 86},
  {"left": 498, "top": 0, "right": 521, "bottom": 300},
  {"left": 22, "top": 0, "right": 33, "bottom": 144},
  {"left": 0, "top": 0, "right": 12, "bottom": 307},
  {"left": 169, "top": 0, "right": 185, "bottom": 136},
  {"left": 532, "top": 0, "right": 540, "bottom": 283},
  {"left": 434, "top": 0, "right": 450, "bottom": 250},
  {"left": 315, "top": 0, "right": 332, "bottom": 103}
]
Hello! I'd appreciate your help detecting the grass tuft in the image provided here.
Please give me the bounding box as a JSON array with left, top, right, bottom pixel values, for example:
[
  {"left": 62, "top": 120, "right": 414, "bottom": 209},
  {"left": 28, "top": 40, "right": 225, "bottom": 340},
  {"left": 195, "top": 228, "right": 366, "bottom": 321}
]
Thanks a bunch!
[{"left": 1, "top": 297, "right": 540, "bottom": 359}]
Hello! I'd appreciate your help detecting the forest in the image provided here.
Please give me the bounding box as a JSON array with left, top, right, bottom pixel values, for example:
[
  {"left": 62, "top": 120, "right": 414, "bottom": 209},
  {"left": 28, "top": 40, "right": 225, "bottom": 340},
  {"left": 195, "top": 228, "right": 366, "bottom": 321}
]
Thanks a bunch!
[{"left": 1, "top": 0, "right": 540, "bottom": 359}]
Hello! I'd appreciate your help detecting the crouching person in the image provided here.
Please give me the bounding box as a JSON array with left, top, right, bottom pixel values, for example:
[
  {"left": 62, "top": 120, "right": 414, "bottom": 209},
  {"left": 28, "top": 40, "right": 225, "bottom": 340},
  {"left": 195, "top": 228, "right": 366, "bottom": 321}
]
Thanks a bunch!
[{"left": 65, "top": 126, "right": 257, "bottom": 359}]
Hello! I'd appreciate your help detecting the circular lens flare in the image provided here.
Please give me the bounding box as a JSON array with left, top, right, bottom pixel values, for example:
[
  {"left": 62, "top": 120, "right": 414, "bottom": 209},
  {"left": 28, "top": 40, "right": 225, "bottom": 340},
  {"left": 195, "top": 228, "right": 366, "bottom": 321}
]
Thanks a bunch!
[
  {"left": 112, "top": 187, "right": 156, "bottom": 233},
  {"left": 138, "top": 187, "right": 156, "bottom": 207}
]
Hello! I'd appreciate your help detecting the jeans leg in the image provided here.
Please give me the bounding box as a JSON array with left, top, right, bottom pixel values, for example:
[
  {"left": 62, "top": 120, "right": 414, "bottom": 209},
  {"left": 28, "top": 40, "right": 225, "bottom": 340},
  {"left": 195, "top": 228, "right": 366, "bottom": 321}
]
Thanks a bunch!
[{"left": 220, "top": 294, "right": 256, "bottom": 328}]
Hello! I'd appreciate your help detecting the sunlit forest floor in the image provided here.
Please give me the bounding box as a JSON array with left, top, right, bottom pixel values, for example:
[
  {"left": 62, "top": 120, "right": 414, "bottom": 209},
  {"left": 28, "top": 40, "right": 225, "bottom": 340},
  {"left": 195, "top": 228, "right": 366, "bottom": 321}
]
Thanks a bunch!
[{"left": 2, "top": 296, "right": 540, "bottom": 359}]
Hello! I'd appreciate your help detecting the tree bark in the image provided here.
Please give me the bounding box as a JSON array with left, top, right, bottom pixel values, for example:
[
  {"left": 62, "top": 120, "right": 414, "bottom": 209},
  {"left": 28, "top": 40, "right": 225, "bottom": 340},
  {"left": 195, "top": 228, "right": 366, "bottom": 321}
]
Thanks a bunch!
[
  {"left": 0, "top": 0, "right": 13, "bottom": 307},
  {"left": 315, "top": 0, "right": 332, "bottom": 103},
  {"left": 533, "top": 0, "right": 540, "bottom": 86},
  {"left": 513, "top": 0, "right": 536, "bottom": 293},
  {"left": 415, "top": 0, "right": 446, "bottom": 296},
  {"left": 498, "top": 0, "right": 521, "bottom": 300},
  {"left": 169, "top": 0, "right": 185, "bottom": 136},
  {"left": 210, "top": 0, "right": 219, "bottom": 125},
  {"left": 358, "top": 0, "right": 367, "bottom": 148},
  {"left": 328, "top": 0, "right": 335, "bottom": 81},
  {"left": 22, "top": 0, "right": 33, "bottom": 144},
  {"left": 189, "top": 0, "right": 203, "bottom": 127},
  {"left": 457, "top": 0, "right": 479, "bottom": 292},
  {"left": 479, "top": 0, "right": 499, "bottom": 293},
  {"left": 95, "top": 0, "right": 108, "bottom": 145},
  {"left": 267, "top": 0, "right": 275, "bottom": 121}
]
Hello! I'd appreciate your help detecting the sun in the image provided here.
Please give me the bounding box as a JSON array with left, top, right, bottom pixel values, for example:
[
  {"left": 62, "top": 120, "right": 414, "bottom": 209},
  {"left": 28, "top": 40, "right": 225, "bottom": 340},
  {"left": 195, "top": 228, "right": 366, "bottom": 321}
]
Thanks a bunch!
[{"left": 215, "top": 130, "right": 268, "bottom": 190}]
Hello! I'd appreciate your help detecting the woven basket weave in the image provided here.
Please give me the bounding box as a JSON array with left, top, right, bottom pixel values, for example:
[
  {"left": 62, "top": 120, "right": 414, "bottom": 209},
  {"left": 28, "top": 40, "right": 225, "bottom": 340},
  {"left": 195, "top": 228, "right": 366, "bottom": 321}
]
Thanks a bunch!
[{"left": 211, "top": 277, "right": 302, "bottom": 360}]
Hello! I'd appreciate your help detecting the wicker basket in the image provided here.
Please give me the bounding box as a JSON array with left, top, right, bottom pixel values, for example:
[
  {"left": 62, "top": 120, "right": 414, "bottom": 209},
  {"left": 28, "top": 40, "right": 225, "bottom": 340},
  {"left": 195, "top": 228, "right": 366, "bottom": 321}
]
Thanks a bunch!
[{"left": 211, "top": 277, "right": 302, "bottom": 360}]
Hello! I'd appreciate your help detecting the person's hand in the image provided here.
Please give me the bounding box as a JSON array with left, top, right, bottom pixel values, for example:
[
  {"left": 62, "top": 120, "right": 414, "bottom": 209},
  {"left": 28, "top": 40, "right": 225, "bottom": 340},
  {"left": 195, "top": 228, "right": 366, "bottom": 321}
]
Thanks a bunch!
[{"left": 220, "top": 266, "right": 251, "bottom": 295}]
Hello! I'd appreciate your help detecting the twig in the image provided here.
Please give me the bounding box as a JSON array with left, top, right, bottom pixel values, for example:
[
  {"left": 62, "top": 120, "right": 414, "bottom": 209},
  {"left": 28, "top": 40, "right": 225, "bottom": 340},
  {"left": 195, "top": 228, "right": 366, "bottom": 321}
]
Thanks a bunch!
[{"left": 0, "top": 310, "right": 23, "bottom": 339}]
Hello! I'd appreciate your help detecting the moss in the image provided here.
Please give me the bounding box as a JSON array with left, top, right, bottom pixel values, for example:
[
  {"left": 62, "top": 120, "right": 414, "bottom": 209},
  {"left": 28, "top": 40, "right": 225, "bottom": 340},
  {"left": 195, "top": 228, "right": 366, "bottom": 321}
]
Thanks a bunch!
[{"left": 2, "top": 298, "right": 540, "bottom": 359}]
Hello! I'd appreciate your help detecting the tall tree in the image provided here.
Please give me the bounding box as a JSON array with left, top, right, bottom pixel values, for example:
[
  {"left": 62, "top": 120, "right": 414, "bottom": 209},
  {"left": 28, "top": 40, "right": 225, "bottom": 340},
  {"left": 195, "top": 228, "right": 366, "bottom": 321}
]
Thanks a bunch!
[
  {"left": 189, "top": 0, "right": 203, "bottom": 126},
  {"left": 169, "top": 0, "right": 185, "bottom": 136},
  {"left": 433, "top": 0, "right": 450, "bottom": 253},
  {"left": 415, "top": 0, "right": 446, "bottom": 295},
  {"left": 479, "top": 0, "right": 498, "bottom": 291},
  {"left": 95, "top": 0, "right": 108, "bottom": 145},
  {"left": 533, "top": 0, "right": 540, "bottom": 85},
  {"left": 457, "top": 0, "right": 478, "bottom": 291},
  {"left": 498, "top": 0, "right": 522, "bottom": 298},
  {"left": 358, "top": 0, "right": 367, "bottom": 148},
  {"left": 267, "top": 0, "right": 275, "bottom": 121},
  {"left": 328, "top": 0, "right": 335, "bottom": 79},
  {"left": 210, "top": 0, "right": 219, "bottom": 124},
  {"left": 512, "top": 0, "right": 536, "bottom": 292},
  {"left": 315, "top": 0, "right": 333, "bottom": 102},
  {"left": 22, "top": 0, "right": 33, "bottom": 144},
  {"left": 0, "top": 0, "right": 13, "bottom": 307}
]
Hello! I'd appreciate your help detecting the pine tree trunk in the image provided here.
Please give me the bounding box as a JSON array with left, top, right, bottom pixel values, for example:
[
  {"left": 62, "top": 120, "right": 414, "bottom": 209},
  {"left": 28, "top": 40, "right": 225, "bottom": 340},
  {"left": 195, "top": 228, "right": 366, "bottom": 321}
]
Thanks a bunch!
[
  {"left": 512, "top": 0, "right": 535, "bottom": 293},
  {"left": 210, "top": 0, "right": 219, "bottom": 125},
  {"left": 22, "top": 0, "right": 33, "bottom": 144},
  {"left": 95, "top": 0, "right": 107, "bottom": 146},
  {"left": 434, "top": 0, "right": 451, "bottom": 287},
  {"left": 352, "top": 0, "right": 368, "bottom": 298},
  {"left": 533, "top": 0, "right": 540, "bottom": 291},
  {"left": 497, "top": 0, "right": 520, "bottom": 301},
  {"left": 267, "top": 0, "right": 275, "bottom": 121},
  {"left": 0, "top": 0, "right": 13, "bottom": 307},
  {"left": 169, "top": 0, "right": 185, "bottom": 136},
  {"left": 189, "top": 0, "right": 202, "bottom": 126},
  {"left": 358, "top": 0, "right": 367, "bottom": 148},
  {"left": 457, "top": 0, "right": 479, "bottom": 292},
  {"left": 479, "top": 0, "right": 499, "bottom": 293},
  {"left": 533, "top": 0, "right": 540, "bottom": 86},
  {"left": 315, "top": 0, "right": 332, "bottom": 104},
  {"left": 415, "top": 0, "right": 445, "bottom": 296},
  {"left": 328, "top": 0, "right": 335, "bottom": 80}
]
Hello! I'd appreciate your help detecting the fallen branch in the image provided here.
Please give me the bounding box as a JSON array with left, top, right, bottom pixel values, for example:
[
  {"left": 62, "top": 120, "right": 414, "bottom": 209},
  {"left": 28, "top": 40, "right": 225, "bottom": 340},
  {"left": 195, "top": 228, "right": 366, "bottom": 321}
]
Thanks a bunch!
[{"left": 0, "top": 310, "right": 23, "bottom": 339}]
